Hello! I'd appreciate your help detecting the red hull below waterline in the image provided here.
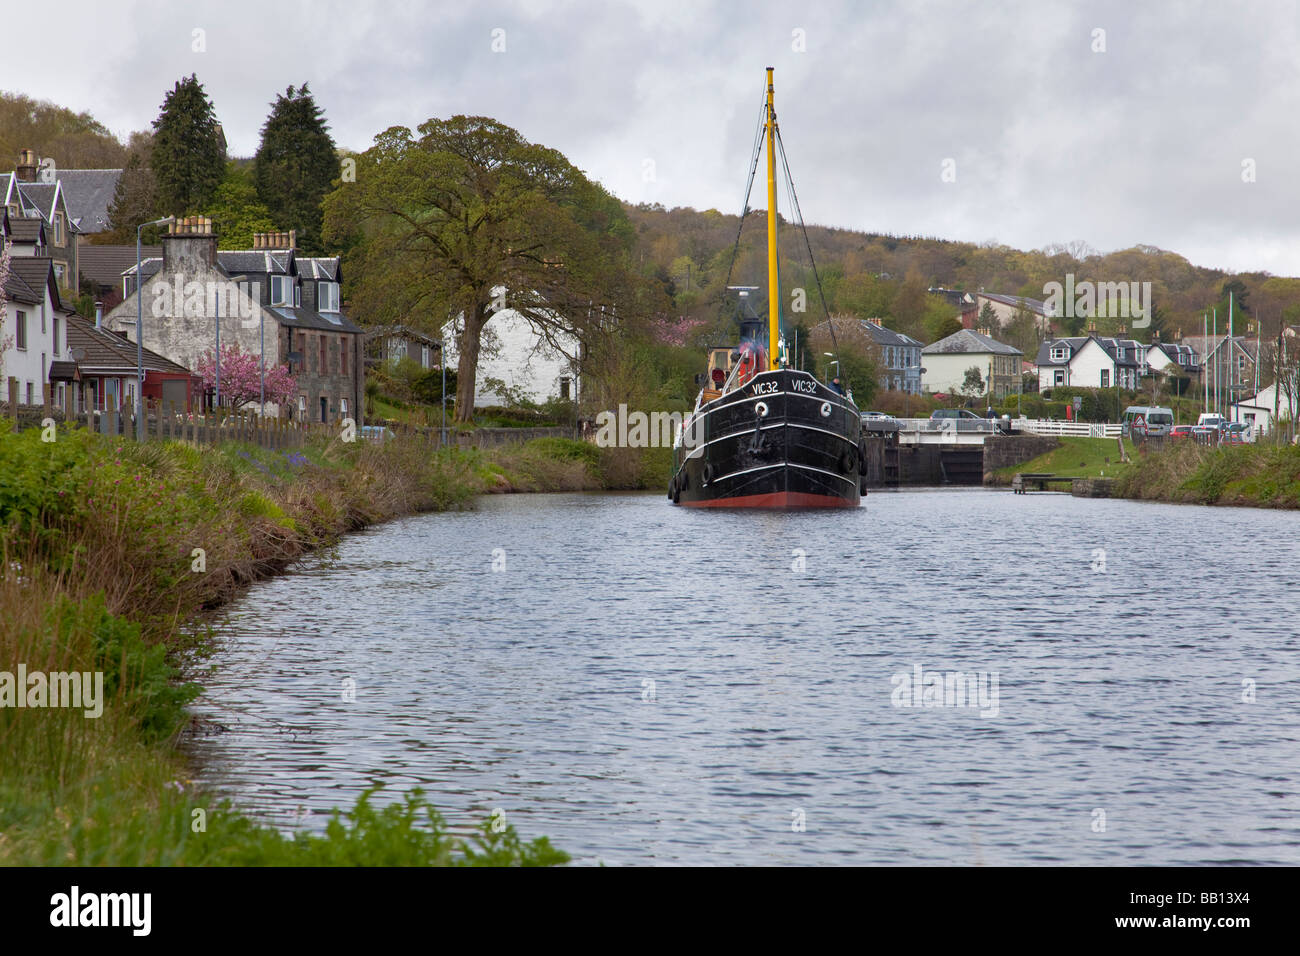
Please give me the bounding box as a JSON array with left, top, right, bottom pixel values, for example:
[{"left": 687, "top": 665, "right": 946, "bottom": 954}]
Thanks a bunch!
[{"left": 676, "top": 490, "right": 860, "bottom": 509}]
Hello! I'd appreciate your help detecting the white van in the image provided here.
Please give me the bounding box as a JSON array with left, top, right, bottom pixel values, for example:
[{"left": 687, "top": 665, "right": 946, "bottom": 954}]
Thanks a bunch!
[
  {"left": 1197, "top": 413, "right": 1228, "bottom": 429},
  {"left": 1122, "top": 405, "right": 1174, "bottom": 438}
]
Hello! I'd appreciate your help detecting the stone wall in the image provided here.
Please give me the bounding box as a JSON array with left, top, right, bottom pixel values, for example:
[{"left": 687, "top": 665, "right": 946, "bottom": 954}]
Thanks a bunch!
[{"left": 982, "top": 434, "right": 1060, "bottom": 483}]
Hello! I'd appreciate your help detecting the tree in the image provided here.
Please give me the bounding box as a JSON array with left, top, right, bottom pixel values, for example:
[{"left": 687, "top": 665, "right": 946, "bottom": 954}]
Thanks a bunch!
[
  {"left": 196, "top": 344, "right": 297, "bottom": 411},
  {"left": 0, "top": 92, "right": 128, "bottom": 168},
  {"left": 890, "top": 271, "right": 929, "bottom": 340},
  {"left": 151, "top": 74, "right": 226, "bottom": 216},
  {"left": 254, "top": 84, "right": 340, "bottom": 254},
  {"left": 322, "top": 116, "right": 648, "bottom": 422},
  {"left": 960, "top": 366, "right": 985, "bottom": 402},
  {"left": 102, "top": 133, "right": 159, "bottom": 244},
  {"left": 977, "top": 300, "right": 998, "bottom": 330},
  {"left": 1003, "top": 301, "right": 1040, "bottom": 356},
  {"left": 205, "top": 163, "right": 277, "bottom": 250}
]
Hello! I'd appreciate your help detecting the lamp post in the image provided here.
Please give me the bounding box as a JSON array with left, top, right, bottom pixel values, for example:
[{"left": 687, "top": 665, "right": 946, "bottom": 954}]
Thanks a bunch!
[{"left": 135, "top": 216, "right": 174, "bottom": 438}]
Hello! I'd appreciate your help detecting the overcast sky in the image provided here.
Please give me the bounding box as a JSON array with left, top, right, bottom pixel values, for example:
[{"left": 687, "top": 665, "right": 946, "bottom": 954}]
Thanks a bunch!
[{"left": 6, "top": 0, "right": 1299, "bottom": 274}]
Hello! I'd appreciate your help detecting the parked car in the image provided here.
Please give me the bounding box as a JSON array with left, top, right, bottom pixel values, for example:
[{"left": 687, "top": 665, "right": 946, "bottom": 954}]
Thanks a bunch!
[
  {"left": 930, "top": 408, "right": 983, "bottom": 420},
  {"left": 1222, "top": 422, "right": 1250, "bottom": 444},
  {"left": 360, "top": 425, "right": 396, "bottom": 443},
  {"left": 1169, "top": 424, "right": 1193, "bottom": 440},
  {"left": 1121, "top": 405, "right": 1174, "bottom": 438},
  {"left": 1190, "top": 425, "right": 1217, "bottom": 444},
  {"left": 1198, "top": 413, "right": 1229, "bottom": 429}
]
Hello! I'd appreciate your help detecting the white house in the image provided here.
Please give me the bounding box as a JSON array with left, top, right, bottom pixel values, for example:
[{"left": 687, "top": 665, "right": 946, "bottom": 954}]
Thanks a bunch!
[
  {"left": 1, "top": 245, "right": 73, "bottom": 409},
  {"left": 1144, "top": 341, "right": 1200, "bottom": 379},
  {"left": 921, "top": 327, "right": 1022, "bottom": 400},
  {"left": 1231, "top": 383, "right": 1296, "bottom": 437},
  {"left": 1035, "top": 334, "right": 1141, "bottom": 391},
  {"left": 441, "top": 292, "right": 580, "bottom": 407}
]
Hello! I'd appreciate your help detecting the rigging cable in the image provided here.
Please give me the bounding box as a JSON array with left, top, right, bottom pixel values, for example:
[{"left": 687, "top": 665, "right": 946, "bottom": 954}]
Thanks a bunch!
[
  {"left": 719, "top": 84, "right": 771, "bottom": 305},
  {"left": 775, "top": 125, "right": 843, "bottom": 389}
]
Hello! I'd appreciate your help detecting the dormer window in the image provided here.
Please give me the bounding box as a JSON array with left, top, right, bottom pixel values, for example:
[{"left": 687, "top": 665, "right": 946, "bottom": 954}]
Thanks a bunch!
[
  {"left": 271, "top": 275, "right": 292, "bottom": 306},
  {"left": 318, "top": 281, "right": 339, "bottom": 312},
  {"left": 53, "top": 212, "right": 65, "bottom": 247},
  {"left": 1050, "top": 345, "right": 1070, "bottom": 362}
]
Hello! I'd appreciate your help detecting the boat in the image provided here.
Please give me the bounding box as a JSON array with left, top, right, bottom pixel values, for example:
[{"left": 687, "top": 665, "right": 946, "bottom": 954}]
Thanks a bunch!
[{"left": 668, "top": 69, "right": 864, "bottom": 508}]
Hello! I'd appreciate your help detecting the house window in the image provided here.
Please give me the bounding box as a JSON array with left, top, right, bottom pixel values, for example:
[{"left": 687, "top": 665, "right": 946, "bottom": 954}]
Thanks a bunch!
[
  {"left": 271, "top": 275, "right": 292, "bottom": 305},
  {"left": 1100, "top": 369, "right": 1110, "bottom": 388},
  {"left": 298, "top": 395, "right": 306, "bottom": 418},
  {"left": 318, "top": 281, "right": 339, "bottom": 312},
  {"left": 1050, "top": 346, "right": 1069, "bottom": 362},
  {"left": 1053, "top": 370, "right": 1064, "bottom": 387},
  {"left": 53, "top": 213, "right": 65, "bottom": 246},
  {"left": 294, "top": 283, "right": 301, "bottom": 308},
  {"left": 16, "top": 311, "right": 27, "bottom": 350},
  {"left": 560, "top": 377, "right": 571, "bottom": 400},
  {"left": 421, "top": 345, "right": 430, "bottom": 367},
  {"left": 53, "top": 315, "right": 60, "bottom": 354},
  {"left": 340, "top": 397, "right": 348, "bottom": 417}
]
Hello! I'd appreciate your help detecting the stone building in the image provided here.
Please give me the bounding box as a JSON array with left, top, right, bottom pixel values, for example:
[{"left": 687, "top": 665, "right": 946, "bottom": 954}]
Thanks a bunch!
[{"left": 105, "top": 219, "right": 363, "bottom": 422}]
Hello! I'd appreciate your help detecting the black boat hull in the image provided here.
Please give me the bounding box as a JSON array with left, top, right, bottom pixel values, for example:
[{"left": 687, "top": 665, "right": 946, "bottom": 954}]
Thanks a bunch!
[{"left": 669, "top": 369, "right": 863, "bottom": 508}]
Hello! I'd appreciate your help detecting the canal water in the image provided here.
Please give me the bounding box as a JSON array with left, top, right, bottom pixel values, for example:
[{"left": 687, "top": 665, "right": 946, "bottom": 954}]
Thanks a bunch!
[{"left": 190, "top": 489, "right": 1300, "bottom": 865}]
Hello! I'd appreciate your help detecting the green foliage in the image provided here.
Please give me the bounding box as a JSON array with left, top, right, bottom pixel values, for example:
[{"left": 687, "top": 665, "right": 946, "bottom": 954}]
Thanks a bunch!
[
  {"left": 253, "top": 84, "right": 340, "bottom": 254},
  {"left": 322, "top": 115, "right": 650, "bottom": 422},
  {"left": 50, "top": 594, "right": 200, "bottom": 741},
  {"left": 0, "top": 91, "right": 127, "bottom": 168},
  {"left": 205, "top": 162, "right": 276, "bottom": 249},
  {"left": 150, "top": 74, "right": 226, "bottom": 215},
  {"left": 103, "top": 139, "right": 160, "bottom": 244}
]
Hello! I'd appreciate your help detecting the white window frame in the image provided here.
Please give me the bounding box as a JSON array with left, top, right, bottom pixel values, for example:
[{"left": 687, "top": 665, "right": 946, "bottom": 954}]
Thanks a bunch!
[
  {"left": 16, "top": 310, "right": 27, "bottom": 350},
  {"left": 318, "top": 281, "right": 339, "bottom": 313},
  {"left": 1050, "top": 346, "right": 1068, "bottom": 362},
  {"left": 271, "top": 275, "right": 292, "bottom": 306}
]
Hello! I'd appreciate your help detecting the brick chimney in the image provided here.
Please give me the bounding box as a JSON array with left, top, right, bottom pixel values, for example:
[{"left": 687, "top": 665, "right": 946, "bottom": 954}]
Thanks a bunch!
[
  {"left": 252, "top": 229, "right": 297, "bottom": 250},
  {"left": 161, "top": 215, "right": 218, "bottom": 272},
  {"left": 16, "top": 149, "right": 38, "bottom": 182}
]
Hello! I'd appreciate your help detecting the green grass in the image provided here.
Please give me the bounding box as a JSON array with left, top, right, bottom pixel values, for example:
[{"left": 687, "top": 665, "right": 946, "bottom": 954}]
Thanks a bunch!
[
  {"left": 993, "top": 436, "right": 1138, "bottom": 484},
  {"left": 0, "top": 421, "right": 566, "bottom": 866}
]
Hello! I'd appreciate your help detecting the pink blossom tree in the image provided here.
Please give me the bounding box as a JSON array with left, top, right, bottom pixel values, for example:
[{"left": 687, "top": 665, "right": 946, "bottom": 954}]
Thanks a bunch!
[{"left": 196, "top": 343, "right": 297, "bottom": 411}]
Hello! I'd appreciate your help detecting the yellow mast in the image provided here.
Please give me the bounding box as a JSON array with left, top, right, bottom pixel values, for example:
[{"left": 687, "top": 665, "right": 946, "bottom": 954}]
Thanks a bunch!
[{"left": 765, "top": 67, "right": 780, "bottom": 365}]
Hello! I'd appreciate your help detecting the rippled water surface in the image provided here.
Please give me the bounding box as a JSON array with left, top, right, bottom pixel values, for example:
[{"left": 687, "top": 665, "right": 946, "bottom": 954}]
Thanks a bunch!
[{"left": 190, "top": 489, "right": 1300, "bottom": 865}]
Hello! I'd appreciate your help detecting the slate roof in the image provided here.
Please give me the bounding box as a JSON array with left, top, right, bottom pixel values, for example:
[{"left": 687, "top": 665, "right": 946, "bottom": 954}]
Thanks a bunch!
[
  {"left": 924, "top": 327, "right": 1022, "bottom": 356},
  {"left": 16, "top": 182, "right": 58, "bottom": 222},
  {"left": 216, "top": 249, "right": 295, "bottom": 275},
  {"left": 55, "top": 169, "right": 122, "bottom": 233},
  {"left": 860, "top": 320, "right": 922, "bottom": 349},
  {"left": 65, "top": 314, "right": 192, "bottom": 374},
  {"left": 296, "top": 256, "right": 341, "bottom": 281},
  {"left": 271, "top": 304, "right": 361, "bottom": 334},
  {"left": 6, "top": 257, "right": 61, "bottom": 309},
  {"left": 7, "top": 217, "right": 45, "bottom": 244},
  {"left": 1148, "top": 341, "right": 1200, "bottom": 368},
  {"left": 1036, "top": 334, "right": 1141, "bottom": 368},
  {"left": 2, "top": 265, "right": 42, "bottom": 304},
  {"left": 79, "top": 244, "right": 162, "bottom": 288},
  {"left": 978, "top": 291, "right": 1051, "bottom": 314}
]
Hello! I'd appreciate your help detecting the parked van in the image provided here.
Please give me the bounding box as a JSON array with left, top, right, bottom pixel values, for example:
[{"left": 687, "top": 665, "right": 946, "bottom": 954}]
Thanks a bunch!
[
  {"left": 1121, "top": 405, "right": 1174, "bottom": 438},
  {"left": 1197, "top": 413, "right": 1228, "bottom": 429}
]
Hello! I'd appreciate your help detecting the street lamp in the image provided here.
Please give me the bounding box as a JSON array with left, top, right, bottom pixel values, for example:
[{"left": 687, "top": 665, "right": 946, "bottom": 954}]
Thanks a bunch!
[{"left": 135, "top": 216, "right": 174, "bottom": 438}]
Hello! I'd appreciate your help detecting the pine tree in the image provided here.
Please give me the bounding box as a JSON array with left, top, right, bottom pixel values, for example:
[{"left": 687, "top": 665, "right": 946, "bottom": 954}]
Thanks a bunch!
[
  {"left": 103, "top": 142, "right": 159, "bottom": 244},
  {"left": 254, "top": 84, "right": 340, "bottom": 254},
  {"left": 150, "top": 74, "right": 226, "bottom": 216}
]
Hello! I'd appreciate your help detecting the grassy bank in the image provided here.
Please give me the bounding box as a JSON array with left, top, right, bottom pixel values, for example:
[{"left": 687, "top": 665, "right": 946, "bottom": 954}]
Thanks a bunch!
[
  {"left": 1115, "top": 440, "right": 1300, "bottom": 508},
  {"left": 991, "top": 436, "right": 1137, "bottom": 486},
  {"left": 0, "top": 422, "right": 577, "bottom": 865}
]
